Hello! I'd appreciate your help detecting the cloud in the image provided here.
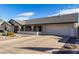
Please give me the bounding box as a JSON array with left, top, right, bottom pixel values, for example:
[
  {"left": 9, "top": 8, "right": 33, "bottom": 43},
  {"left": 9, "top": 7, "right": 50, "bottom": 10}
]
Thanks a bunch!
[
  {"left": 48, "top": 8, "right": 79, "bottom": 17},
  {"left": 14, "top": 17, "right": 29, "bottom": 20},
  {"left": 14, "top": 12, "right": 35, "bottom": 20},
  {"left": 17, "top": 12, "right": 35, "bottom": 17},
  {"left": 48, "top": 13, "right": 58, "bottom": 17}
]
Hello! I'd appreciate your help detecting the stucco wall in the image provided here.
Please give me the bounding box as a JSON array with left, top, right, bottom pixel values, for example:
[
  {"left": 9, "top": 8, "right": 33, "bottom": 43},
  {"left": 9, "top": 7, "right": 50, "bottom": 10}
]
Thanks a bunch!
[
  {"left": 17, "top": 31, "right": 42, "bottom": 35},
  {"left": 1, "top": 23, "right": 11, "bottom": 31},
  {"left": 16, "top": 23, "right": 77, "bottom": 37},
  {"left": 42, "top": 23, "right": 76, "bottom": 37}
]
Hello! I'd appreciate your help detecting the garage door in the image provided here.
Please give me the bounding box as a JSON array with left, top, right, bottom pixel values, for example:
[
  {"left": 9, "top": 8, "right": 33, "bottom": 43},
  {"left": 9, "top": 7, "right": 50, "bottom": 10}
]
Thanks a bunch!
[{"left": 44, "top": 24, "right": 75, "bottom": 36}]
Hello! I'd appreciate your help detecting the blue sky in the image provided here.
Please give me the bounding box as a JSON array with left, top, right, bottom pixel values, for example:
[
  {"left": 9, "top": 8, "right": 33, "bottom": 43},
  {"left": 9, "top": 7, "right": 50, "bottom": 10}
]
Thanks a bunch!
[{"left": 0, "top": 4, "right": 79, "bottom": 21}]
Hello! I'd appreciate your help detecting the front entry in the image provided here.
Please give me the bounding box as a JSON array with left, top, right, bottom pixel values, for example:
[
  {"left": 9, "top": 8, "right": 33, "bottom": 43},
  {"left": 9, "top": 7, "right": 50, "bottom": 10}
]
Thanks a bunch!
[
  {"left": 14, "top": 26, "right": 19, "bottom": 33},
  {"left": 33, "top": 26, "right": 42, "bottom": 32}
]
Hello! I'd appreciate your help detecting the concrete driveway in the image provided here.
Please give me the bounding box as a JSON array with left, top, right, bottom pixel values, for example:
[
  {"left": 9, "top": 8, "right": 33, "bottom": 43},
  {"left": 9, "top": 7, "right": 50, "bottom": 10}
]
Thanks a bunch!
[{"left": 0, "top": 35, "right": 65, "bottom": 54}]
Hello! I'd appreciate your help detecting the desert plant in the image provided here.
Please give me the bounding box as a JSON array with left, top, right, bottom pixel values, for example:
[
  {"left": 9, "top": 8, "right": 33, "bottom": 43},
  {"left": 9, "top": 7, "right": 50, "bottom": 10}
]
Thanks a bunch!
[
  {"left": 64, "top": 44, "right": 77, "bottom": 49},
  {"left": 7, "top": 32, "right": 14, "bottom": 37}
]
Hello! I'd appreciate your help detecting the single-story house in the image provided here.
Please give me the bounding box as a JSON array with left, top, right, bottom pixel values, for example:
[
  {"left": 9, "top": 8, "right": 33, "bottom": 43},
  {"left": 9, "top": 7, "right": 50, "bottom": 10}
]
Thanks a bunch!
[
  {"left": 0, "top": 21, "right": 13, "bottom": 32},
  {"left": 1, "top": 21, "right": 12, "bottom": 32},
  {"left": 0, "top": 21, "right": 4, "bottom": 31},
  {"left": 8, "top": 13, "right": 79, "bottom": 37}
]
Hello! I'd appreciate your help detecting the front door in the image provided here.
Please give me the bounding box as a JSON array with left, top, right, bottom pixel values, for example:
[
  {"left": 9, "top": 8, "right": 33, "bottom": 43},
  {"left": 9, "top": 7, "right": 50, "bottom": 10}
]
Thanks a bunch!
[{"left": 14, "top": 26, "right": 19, "bottom": 33}]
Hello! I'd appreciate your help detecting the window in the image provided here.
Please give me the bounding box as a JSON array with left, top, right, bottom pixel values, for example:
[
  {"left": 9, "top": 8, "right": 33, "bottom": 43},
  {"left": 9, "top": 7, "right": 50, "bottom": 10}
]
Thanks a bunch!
[
  {"left": 38, "top": 26, "right": 42, "bottom": 32},
  {"left": 4, "top": 26, "right": 7, "bottom": 30},
  {"left": 33, "top": 26, "right": 37, "bottom": 31},
  {"left": 25, "top": 26, "right": 31, "bottom": 31},
  {"left": 14, "top": 26, "right": 19, "bottom": 33},
  {"left": 33, "top": 26, "right": 42, "bottom": 32},
  {"left": 20, "top": 26, "right": 24, "bottom": 31}
]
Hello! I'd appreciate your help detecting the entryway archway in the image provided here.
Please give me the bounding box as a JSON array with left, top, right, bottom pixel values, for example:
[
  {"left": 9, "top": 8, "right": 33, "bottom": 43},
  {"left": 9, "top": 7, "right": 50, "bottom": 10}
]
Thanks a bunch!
[{"left": 14, "top": 26, "right": 19, "bottom": 33}]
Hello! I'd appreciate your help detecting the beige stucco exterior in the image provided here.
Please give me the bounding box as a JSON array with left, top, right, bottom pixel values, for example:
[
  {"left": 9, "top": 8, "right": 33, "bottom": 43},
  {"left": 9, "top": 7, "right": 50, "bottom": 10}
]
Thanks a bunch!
[
  {"left": 42, "top": 23, "right": 77, "bottom": 37},
  {"left": 17, "top": 23, "right": 77, "bottom": 37},
  {"left": 1, "top": 22, "right": 11, "bottom": 31},
  {"left": 7, "top": 13, "right": 79, "bottom": 37}
]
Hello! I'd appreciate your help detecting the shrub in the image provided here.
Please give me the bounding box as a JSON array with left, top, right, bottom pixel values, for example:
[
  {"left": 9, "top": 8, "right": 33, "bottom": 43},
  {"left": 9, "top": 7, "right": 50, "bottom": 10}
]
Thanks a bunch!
[
  {"left": 64, "top": 44, "right": 77, "bottom": 49},
  {"left": 7, "top": 32, "right": 14, "bottom": 37}
]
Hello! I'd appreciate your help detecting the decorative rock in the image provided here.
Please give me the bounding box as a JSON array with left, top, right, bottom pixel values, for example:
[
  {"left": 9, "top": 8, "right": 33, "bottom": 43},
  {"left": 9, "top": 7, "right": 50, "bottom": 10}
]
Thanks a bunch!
[{"left": 64, "top": 44, "right": 77, "bottom": 49}]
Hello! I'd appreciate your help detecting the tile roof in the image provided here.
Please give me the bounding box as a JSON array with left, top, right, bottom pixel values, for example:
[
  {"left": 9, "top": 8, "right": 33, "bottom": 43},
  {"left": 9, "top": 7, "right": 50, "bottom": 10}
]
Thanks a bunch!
[{"left": 13, "top": 13, "right": 78, "bottom": 25}]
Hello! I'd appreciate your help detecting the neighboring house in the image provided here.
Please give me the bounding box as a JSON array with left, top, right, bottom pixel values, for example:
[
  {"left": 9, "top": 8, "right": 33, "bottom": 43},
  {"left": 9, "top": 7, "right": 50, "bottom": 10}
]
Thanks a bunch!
[
  {"left": 9, "top": 19, "right": 22, "bottom": 33},
  {"left": 0, "top": 21, "right": 4, "bottom": 31},
  {"left": 8, "top": 13, "right": 79, "bottom": 37},
  {"left": 0, "top": 21, "right": 12, "bottom": 32},
  {"left": 1, "top": 22, "right": 12, "bottom": 32}
]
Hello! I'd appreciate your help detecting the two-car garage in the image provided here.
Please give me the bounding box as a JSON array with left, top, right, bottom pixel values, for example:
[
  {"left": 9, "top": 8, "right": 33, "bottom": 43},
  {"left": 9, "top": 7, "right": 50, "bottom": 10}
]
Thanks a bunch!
[{"left": 42, "top": 23, "right": 76, "bottom": 37}]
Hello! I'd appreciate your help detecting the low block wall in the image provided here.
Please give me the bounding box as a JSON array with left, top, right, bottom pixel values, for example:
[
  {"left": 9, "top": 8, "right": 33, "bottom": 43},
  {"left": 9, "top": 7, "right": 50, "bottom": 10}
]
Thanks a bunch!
[{"left": 17, "top": 31, "right": 42, "bottom": 35}]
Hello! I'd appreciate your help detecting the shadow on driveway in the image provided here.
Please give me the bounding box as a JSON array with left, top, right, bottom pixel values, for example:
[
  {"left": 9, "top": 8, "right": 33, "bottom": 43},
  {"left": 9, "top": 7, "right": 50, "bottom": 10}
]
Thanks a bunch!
[
  {"left": 58, "top": 36, "right": 79, "bottom": 44},
  {"left": 57, "top": 36, "right": 79, "bottom": 54},
  {"left": 16, "top": 47, "right": 59, "bottom": 52},
  {"left": 53, "top": 51, "right": 79, "bottom": 54},
  {"left": 15, "top": 36, "right": 79, "bottom": 54},
  {"left": 16, "top": 47, "right": 79, "bottom": 54}
]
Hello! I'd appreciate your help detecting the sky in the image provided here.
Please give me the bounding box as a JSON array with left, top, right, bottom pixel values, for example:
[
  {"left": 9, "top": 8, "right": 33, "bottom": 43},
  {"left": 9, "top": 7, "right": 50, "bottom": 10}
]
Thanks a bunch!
[{"left": 0, "top": 4, "right": 79, "bottom": 21}]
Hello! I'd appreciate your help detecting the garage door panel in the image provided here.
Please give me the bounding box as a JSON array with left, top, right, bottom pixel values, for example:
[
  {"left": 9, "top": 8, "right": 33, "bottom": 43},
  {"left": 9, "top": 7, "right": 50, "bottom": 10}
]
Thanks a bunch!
[{"left": 45, "top": 24, "right": 75, "bottom": 36}]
